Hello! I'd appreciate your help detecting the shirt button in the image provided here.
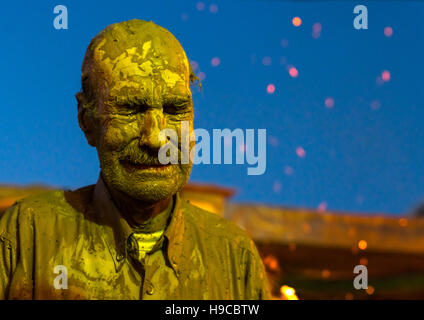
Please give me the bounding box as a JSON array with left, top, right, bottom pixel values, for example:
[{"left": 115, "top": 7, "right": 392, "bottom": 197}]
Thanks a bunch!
[
  {"left": 116, "top": 254, "right": 124, "bottom": 261},
  {"left": 145, "top": 282, "right": 155, "bottom": 295}
]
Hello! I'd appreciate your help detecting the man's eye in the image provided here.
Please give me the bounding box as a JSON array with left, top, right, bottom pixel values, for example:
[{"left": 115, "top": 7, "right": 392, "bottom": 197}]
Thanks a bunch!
[
  {"left": 116, "top": 111, "right": 137, "bottom": 116},
  {"left": 164, "top": 104, "right": 191, "bottom": 115},
  {"left": 116, "top": 105, "right": 139, "bottom": 116}
]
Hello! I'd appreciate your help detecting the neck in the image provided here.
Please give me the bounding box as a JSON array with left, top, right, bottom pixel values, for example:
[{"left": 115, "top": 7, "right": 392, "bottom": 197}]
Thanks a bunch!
[{"left": 106, "top": 183, "right": 172, "bottom": 227}]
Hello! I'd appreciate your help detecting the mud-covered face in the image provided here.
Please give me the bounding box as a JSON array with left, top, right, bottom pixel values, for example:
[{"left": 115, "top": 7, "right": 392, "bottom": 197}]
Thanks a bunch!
[{"left": 85, "top": 21, "right": 194, "bottom": 203}]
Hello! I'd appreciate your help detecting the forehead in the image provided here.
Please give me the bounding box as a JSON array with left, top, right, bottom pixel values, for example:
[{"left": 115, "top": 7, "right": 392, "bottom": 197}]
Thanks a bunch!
[{"left": 91, "top": 23, "right": 191, "bottom": 101}]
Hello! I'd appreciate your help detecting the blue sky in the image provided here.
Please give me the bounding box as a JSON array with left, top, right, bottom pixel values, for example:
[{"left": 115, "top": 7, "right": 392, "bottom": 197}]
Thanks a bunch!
[{"left": 1, "top": 1, "right": 423, "bottom": 215}]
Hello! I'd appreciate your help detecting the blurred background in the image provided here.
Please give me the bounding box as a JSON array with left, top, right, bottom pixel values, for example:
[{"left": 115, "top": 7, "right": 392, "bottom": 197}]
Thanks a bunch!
[{"left": 1, "top": 0, "right": 424, "bottom": 299}]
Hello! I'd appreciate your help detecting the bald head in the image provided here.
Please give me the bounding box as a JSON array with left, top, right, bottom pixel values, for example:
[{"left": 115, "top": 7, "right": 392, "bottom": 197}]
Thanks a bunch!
[{"left": 78, "top": 19, "right": 198, "bottom": 111}]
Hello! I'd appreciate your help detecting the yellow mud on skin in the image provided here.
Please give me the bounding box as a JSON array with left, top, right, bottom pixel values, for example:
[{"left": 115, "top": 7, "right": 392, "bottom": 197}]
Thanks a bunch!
[
  {"left": 95, "top": 39, "right": 184, "bottom": 91},
  {"left": 161, "top": 69, "right": 183, "bottom": 88},
  {"left": 141, "top": 41, "right": 151, "bottom": 59}
]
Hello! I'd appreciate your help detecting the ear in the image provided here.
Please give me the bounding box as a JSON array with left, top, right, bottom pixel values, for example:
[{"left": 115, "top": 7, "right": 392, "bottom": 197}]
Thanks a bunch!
[{"left": 76, "top": 92, "right": 97, "bottom": 147}]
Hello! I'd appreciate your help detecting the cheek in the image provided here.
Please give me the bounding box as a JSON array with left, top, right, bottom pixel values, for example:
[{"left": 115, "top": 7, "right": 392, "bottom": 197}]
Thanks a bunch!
[{"left": 100, "top": 118, "right": 140, "bottom": 151}]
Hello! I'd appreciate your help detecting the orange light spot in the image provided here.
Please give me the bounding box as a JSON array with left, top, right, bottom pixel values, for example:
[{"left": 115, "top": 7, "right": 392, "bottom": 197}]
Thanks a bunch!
[
  {"left": 288, "top": 242, "right": 296, "bottom": 251},
  {"left": 292, "top": 17, "right": 302, "bottom": 27},
  {"left": 398, "top": 218, "right": 408, "bottom": 227},
  {"left": 358, "top": 240, "right": 368, "bottom": 250},
  {"left": 359, "top": 257, "right": 368, "bottom": 266},
  {"left": 263, "top": 255, "right": 279, "bottom": 271},
  {"left": 288, "top": 66, "right": 299, "bottom": 78},
  {"left": 321, "top": 269, "right": 331, "bottom": 279},
  {"left": 366, "top": 286, "right": 375, "bottom": 295},
  {"left": 345, "top": 292, "right": 354, "bottom": 300},
  {"left": 302, "top": 223, "right": 311, "bottom": 234},
  {"left": 280, "top": 285, "right": 299, "bottom": 300},
  {"left": 267, "top": 83, "right": 276, "bottom": 94}
]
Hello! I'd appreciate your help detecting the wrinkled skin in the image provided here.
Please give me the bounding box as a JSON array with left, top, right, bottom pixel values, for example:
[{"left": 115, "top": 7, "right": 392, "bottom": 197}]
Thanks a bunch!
[{"left": 76, "top": 20, "right": 195, "bottom": 206}]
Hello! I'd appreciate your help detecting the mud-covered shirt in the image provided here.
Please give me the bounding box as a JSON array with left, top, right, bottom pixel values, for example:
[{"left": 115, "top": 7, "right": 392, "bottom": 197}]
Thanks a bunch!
[{"left": 0, "top": 176, "right": 271, "bottom": 300}]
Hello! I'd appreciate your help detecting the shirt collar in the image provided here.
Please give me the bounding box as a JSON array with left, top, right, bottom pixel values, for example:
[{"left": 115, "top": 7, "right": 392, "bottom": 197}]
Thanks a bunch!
[{"left": 92, "top": 174, "right": 184, "bottom": 276}]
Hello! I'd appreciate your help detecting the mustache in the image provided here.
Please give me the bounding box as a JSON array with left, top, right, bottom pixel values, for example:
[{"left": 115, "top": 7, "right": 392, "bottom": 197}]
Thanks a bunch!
[{"left": 118, "top": 141, "right": 181, "bottom": 166}]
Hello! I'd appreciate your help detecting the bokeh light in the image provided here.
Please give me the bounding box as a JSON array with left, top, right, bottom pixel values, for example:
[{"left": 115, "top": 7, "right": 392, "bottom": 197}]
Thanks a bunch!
[
  {"left": 273, "top": 181, "right": 282, "bottom": 193},
  {"left": 366, "top": 286, "right": 375, "bottom": 295},
  {"left": 312, "top": 22, "right": 322, "bottom": 39},
  {"left": 284, "top": 166, "right": 294, "bottom": 175},
  {"left": 296, "top": 146, "right": 306, "bottom": 158},
  {"left": 267, "top": 83, "right": 275, "bottom": 94},
  {"left": 197, "top": 71, "right": 206, "bottom": 81},
  {"left": 317, "top": 202, "right": 327, "bottom": 212},
  {"left": 345, "top": 293, "right": 354, "bottom": 300},
  {"left": 211, "top": 57, "right": 220, "bottom": 67},
  {"left": 196, "top": 1, "right": 205, "bottom": 11},
  {"left": 292, "top": 16, "right": 302, "bottom": 27},
  {"left": 381, "top": 70, "right": 391, "bottom": 82},
  {"left": 370, "top": 100, "right": 381, "bottom": 110},
  {"left": 262, "top": 56, "right": 272, "bottom": 66},
  {"left": 313, "top": 22, "right": 322, "bottom": 33},
  {"left": 359, "top": 257, "right": 368, "bottom": 266},
  {"left": 384, "top": 26, "right": 393, "bottom": 38},
  {"left": 321, "top": 269, "right": 331, "bottom": 278},
  {"left": 280, "top": 285, "right": 299, "bottom": 300},
  {"left": 398, "top": 218, "right": 408, "bottom": 227},
  {"left": 358, "top": 240, "right": 368, "bottom": 250},
  {"left": 281, "top": 38, "right": 289, "bottom": 48},
  {"left": 325, "top": 97, "right": 335, "bottom": 108},
  {"left": 263, "top": 255, "right": 279, "bottom": 271},
  {"left": 190, "top": 60, "right": 199, "bottom": 71},
  {"left": 288, "top": 66, "right": 299, "bottom": 78},
  {"left": 209, "top": 4, "right": 218, "bottom": 13}
]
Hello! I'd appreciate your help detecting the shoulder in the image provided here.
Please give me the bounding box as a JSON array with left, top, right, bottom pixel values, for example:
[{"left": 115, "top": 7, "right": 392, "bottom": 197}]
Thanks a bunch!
[
  {"left": 181, "top": 198, "right": 258, "bottom": 254},
  {"left": 0, "top": 185, "right": 94, "bottom": 228}
]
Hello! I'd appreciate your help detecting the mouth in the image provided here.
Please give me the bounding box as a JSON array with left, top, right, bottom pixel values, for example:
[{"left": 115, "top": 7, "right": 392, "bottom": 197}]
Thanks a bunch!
[{"left": 120, "top": 161, "right": 172, "bottom": 172}]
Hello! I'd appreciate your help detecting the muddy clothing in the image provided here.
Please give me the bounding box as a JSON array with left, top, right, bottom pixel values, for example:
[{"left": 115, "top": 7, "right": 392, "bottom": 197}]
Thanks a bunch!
[
  {"left": 130, "top": 197, "right": 173, "bottom": 261},
  {"left": 0, "top": 176, "right": 270, "bottom": 300}
]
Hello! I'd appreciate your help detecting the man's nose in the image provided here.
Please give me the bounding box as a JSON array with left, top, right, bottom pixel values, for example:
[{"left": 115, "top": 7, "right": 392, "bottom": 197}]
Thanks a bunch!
[{"left": 139, "top": 109, "right": 168, "bottom": 150}]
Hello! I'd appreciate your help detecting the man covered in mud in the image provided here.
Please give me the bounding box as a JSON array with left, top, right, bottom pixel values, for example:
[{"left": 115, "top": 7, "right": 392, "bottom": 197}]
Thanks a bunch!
[{"left": 0, "top": 19, "right": 270, "bottom": 299}]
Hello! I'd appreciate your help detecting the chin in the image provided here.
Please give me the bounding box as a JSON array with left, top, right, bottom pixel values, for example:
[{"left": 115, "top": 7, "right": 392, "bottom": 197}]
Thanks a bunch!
[
  {"left": 124, "top": 180, "right": 183, "bottom": 203},
  {"left": 101, "top": 162, "right": 191, "bottom": 203}
]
